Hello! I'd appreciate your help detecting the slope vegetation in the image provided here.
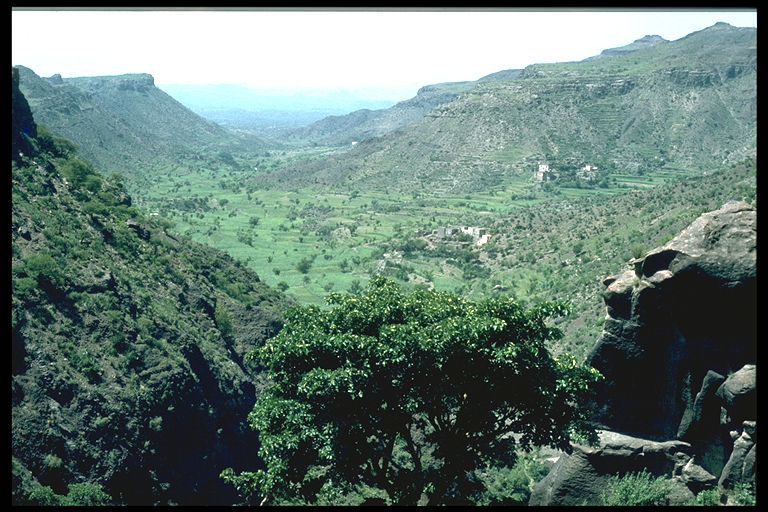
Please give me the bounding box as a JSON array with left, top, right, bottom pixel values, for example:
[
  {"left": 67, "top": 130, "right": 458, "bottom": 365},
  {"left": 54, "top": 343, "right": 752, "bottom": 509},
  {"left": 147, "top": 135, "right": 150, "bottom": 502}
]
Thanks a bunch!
[
  {"left": 12, "top": 73, "right": 291, "bottom": 505},
  {"left": 16, "top": 66, "right": 266, "bottom": 187}
]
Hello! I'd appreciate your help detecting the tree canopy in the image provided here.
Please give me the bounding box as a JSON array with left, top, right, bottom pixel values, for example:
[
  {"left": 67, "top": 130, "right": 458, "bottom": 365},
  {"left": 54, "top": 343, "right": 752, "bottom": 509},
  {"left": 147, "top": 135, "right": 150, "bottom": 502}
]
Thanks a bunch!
[{"left": 223, "top": 278, "right": 602, "bottom": 505}]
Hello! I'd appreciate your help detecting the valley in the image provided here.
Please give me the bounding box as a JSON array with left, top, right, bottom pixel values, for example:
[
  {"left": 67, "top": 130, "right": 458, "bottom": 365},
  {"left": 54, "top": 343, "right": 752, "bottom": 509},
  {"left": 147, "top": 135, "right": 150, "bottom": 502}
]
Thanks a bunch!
[
  {"left": 12, "top": 17, "right": 756, "bottom": 506},
  {"left": 132, "top": 155, "right": 754, "bottom": 361}
]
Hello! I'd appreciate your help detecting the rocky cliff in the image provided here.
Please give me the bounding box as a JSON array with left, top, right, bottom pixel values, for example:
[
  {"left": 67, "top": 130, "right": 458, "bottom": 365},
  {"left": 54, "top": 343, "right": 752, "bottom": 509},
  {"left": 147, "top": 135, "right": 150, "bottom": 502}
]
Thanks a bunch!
[
  {"left": 12, "top": 67, "right": 37, "bottom": 159},
  {"left": 530, "top": 201, "right": 756, "bottom": 505}
]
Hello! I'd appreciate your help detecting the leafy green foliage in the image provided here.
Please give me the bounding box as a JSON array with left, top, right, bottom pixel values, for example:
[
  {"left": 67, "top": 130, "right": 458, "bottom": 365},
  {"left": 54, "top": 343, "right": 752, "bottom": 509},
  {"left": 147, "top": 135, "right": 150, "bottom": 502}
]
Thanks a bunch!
[
  {"left": 36, "top": 125, "right": 78, "bottom": 158},
  {"left": 26, "top": 483, "right": 112, "bottom": 507},
  {"left": 12, "top": 117, "right": 291, "bottom": 505},
  {"left": 689, "top": 488, "right": 722, "bottom": 506},
  {"left": 601, "top": 470, "right": 674, "bottom": 506},
  {"left": 731, "top": 482, "right": 756, "bottom": 506},
  {"left": 224, "top": 278, "right": 602, "bottom": 505},
  {"left": 471, "top": 450, "right": 549, "bottom": 505},
  {"left": 63, "top": 483, "right": 113, "bottom": 506}
]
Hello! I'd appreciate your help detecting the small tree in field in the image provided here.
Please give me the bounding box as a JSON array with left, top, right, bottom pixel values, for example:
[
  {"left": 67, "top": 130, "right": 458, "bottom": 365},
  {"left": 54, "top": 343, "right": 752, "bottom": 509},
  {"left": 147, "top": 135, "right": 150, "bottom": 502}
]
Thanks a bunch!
[{"left": 223, "top": 278, "right": 602, "bottom": 505}]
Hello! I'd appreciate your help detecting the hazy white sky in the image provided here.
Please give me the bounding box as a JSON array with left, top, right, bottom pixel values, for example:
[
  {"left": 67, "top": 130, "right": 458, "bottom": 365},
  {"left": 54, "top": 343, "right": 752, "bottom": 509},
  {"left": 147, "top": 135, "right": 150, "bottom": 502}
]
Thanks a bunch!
[{"left": 12, "top": 8, "right": 757, "bottom": 100}]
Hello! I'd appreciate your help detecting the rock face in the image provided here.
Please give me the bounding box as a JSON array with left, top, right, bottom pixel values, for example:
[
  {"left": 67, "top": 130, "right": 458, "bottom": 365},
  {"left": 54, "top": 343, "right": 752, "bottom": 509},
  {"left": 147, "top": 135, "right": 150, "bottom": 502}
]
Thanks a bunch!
[
  {"left": 531, "top": 202, "right": 756, "bottom": 505},
  {"left": 12, "top": 67, "right": 38, "bottom": 158},
  {"left": 588, "top": 200, "right": 755, "bottom": 441},
  {"left": 719, "top": 425, "right": 756, "bottom": 491},
  {"left": 716, "top": 364, "right": 756, "bottom": 424}
]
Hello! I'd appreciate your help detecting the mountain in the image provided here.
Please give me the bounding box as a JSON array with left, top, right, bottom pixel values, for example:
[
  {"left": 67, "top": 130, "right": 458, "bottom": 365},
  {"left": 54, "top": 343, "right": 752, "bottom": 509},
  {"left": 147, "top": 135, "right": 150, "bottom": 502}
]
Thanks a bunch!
[
  {"left": 285, "top": 80, "right": 477, "bottom": 146},
  {"left": 12, "top": 73, "right": 292, "bottom": 505},
  {"left": 285, "top": 69, "right": 525, "bottom": 147},
  {"left": 159, "top": 83, "right": 396, "bottom": 132},
  {"left": 256, "top": 23, "right": 755, "bottom": 195},
  {"left": 583, "top": 34, "right": 668, "bottom": 61},
  {"left": 15, "top": 66, "right": 266, "bottom": 185}
]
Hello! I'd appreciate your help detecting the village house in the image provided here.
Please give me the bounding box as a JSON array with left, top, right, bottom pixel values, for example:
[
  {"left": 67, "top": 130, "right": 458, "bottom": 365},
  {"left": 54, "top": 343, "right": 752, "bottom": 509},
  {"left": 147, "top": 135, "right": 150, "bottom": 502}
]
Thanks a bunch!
[
  {"left": 433, "top": 226, "right": 491, "bottom": 247},
  {"left": 577, "top": 164, "right": 599, "bottom": 182},
  {"left": 535, "top": 162, "right": 559, "bottom": 182}
]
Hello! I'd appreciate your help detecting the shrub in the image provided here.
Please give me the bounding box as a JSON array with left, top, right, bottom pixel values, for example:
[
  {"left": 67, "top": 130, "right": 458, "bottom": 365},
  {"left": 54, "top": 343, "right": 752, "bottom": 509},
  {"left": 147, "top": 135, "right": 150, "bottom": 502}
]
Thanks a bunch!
[
  {"left": 64, "top": 482, "right": 112, "bottom": 506},
  {"left": 215, "top": 304, "right": 234, "bottom": 339},
  {"left": 602, "top": 470, "right": 674, "bottom": 506},
  {"left": 25, "top": 254, "right": 66, "bottom": 289},
  {"left": 28, "top": 485, "right": 64, "bottom": 506},
  {"left": 43, "top": 454, "right": 63, "bottom": 470},
  {"left": 296, "top": 256, "right": 314, "bottom": 274},
  {"left": 731, "top": 482, "right": 756, "bottom": 506},
  {"left": 690, "top": 488, "right": 721, "bottom": 506}
]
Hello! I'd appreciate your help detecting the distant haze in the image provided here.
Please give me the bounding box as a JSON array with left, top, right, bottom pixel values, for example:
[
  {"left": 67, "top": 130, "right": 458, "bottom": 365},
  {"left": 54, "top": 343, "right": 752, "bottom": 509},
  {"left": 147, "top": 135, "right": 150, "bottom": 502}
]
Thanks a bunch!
[{"left": 12, "top": 8, "right": 757, "bottom": 102}]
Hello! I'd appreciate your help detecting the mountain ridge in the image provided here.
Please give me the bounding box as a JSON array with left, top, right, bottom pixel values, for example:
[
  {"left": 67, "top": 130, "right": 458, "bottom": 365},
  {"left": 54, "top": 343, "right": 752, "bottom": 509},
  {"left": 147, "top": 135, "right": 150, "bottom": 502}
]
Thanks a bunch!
[
  {"left": 15, "top": 66, "right": 267, "bottom": 187},
  {"left": 255, "top": 23, "right": 756, "bottom": 195}
]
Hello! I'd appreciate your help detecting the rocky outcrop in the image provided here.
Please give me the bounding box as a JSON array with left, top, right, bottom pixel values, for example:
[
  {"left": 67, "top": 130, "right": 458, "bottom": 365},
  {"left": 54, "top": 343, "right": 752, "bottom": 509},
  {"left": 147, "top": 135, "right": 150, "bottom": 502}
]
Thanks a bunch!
[
  {"left": 588, "top": 200, "right": 755, "bottom": 441},
  {"left": 12, "top": 67, "right": 38, "bottom": 158},
  {"left": 529, "top": 431, "right": 695, "bottom": 506},
  {"left": 531, "top": 202, "right": 756, "bottom": 505},
  {"left": 716, "top": 364, "right": 756, "bottom": 425},
  {"left": 719, "top": 423, "right": 756, "bottom": 492}
]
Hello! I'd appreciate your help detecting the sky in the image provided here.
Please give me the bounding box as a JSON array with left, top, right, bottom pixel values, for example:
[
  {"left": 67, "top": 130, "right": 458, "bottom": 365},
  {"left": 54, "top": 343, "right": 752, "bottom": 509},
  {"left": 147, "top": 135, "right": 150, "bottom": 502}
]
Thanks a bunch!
[{"left": 11, "top": 8, "right": 757, "bottom": 101}]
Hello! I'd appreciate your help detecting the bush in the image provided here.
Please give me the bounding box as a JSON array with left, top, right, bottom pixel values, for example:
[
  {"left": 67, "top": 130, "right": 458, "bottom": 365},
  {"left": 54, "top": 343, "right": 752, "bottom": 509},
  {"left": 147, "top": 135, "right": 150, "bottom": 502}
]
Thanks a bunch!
[
  {"left": 36, "top": 125, "right": 78, "bottom": 158},
  {"left": 60, "top": 157, "right": 100, "bottom": 190},
  {"left": 602, "top": 470, "right": 674, "bottom": 506},
  {"left": 43, "top": 454, "right": 63, "bottom": 470},
  {"left": 731, "top": 482, "right": 756, "bottom": 506},
  {"left": 25, "top": 254, "right": 66, "bottom": 289},
  {"left": 215, "top": 304, "right": 234, "bottom": 339},
  {"left": 28, "top": 485, "right": 64, "bottom": 506},
  {"left": 473, "top": 451, "right": 549, "bottom": 505},
  {"left": 296, "top": 256, "right": 314, "bottom": 274},
  {"left": 690, "top": 488, "right": 721, "bottom": 506},
  {"left": 64, "top": 482, "right": 112, "bottom": 506}
]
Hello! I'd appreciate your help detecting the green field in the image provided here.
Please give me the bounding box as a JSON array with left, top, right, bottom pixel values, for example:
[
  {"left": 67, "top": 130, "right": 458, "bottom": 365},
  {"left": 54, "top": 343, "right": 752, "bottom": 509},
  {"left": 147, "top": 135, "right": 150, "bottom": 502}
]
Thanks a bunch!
[{"left": 133, "top": 151, "right": 703, "bottom": 306}]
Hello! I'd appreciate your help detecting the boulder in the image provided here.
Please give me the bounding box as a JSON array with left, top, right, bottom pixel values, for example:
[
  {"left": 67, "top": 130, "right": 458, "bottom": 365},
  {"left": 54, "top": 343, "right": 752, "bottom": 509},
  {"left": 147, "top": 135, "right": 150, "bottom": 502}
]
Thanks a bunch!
[
  {"left": 587, "top": 201, "right": 756, "bottom": 440},
  {"left": 529, "top": 430, "right": 694, "bottom": 506},
  {"left": 678, "top": 370, "right": 725, "bottom": 440},
  {"left": 678, "top": 459, "right": 718, "bottom": 493},
  {"left": 718, "top": 426, "right": 756, "bottom": 490},
  {"left": 677, "top": 370, "right": 730, "bottom": 477},
  {"left": 716, "top": 364, "right": 756, "bottom": 423}
]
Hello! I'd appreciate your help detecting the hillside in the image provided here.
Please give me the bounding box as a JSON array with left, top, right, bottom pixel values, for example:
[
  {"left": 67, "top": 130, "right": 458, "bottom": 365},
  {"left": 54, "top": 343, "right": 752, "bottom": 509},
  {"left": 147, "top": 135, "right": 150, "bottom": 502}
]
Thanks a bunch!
[
  {"left": 15, "top": 66, "right": 267, "bottom": 187},
  {"left": 12, "top": 71, "right": 292, "bottom": 505},
  {"left": 582, "top": 34, "right": 668, "bottom": 61},
  {"left": 284, "top": 69, "right": 528, "bottom": 147},
  {"left": 257, "top": 23, "right": 755, "bottom": 195},
  {"left": 285, "top": 80, "right": 477, "bottom": 146}
]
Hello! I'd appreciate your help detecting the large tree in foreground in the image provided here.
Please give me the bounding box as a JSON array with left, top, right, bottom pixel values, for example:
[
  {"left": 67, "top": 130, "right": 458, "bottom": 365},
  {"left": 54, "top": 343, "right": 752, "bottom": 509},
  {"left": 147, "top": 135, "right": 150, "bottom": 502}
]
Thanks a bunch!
[{"left": 223, "top": 278, "right": 602, "bottom": 505}]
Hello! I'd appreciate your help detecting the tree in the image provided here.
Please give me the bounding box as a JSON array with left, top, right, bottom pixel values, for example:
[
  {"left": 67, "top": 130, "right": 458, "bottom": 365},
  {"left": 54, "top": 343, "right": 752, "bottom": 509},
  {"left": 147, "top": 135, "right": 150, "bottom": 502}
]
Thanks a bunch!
[
  {"left": 296, "top": 256, "right": 314, "bottom": 274},
  {"left": 223, "top": 278, "right": 602, "bottom": 505}
]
